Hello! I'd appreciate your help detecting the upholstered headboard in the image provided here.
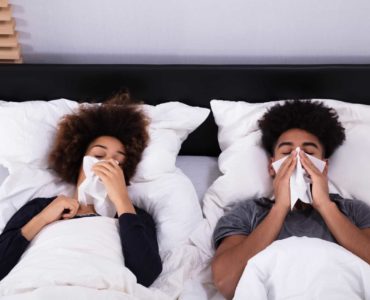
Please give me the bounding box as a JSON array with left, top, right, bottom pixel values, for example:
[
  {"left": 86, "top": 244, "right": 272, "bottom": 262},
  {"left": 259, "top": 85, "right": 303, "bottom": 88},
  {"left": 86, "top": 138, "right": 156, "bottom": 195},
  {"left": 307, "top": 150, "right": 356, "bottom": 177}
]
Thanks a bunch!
[{"left": 1, "top": 64, "right": 370, "bottom": 156}]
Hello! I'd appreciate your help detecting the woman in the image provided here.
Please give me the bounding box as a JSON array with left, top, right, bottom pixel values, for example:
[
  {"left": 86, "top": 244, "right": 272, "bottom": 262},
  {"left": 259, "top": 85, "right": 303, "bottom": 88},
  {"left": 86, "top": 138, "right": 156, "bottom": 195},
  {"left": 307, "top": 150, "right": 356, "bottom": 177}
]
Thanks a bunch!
[{"left": 0, "top": 92, "right": 162, "bottom": 287}]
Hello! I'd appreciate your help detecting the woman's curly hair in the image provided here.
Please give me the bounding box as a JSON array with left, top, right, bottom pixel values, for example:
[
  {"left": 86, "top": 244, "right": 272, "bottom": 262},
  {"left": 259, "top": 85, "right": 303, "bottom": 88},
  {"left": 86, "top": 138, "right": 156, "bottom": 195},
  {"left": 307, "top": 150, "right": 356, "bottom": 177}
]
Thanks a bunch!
[
  {"left": 48, "top": 91, "right": 149, "bottom": 184},
  {"left": 258, "top": 100, "right": 345, "bottom": 158}
]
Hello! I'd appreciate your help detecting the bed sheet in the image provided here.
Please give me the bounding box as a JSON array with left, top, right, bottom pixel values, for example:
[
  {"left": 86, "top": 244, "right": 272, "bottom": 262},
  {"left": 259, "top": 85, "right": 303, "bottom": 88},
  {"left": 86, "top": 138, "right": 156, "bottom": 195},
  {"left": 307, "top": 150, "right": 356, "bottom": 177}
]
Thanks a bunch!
[{"left": 175, "top": 156, "right": 220, "bottom": 204}]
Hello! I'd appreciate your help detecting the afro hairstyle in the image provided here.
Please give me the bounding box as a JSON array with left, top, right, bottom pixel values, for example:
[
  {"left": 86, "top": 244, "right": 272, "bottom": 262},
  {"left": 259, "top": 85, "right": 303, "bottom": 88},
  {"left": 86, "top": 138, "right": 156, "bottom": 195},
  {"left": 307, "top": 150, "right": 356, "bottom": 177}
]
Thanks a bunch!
[
  {"left": 258, "top": 100, "right": 345, "bottom": 158},
  {"left": 48, "top": 91, "right": 149, "bottom": 184}
]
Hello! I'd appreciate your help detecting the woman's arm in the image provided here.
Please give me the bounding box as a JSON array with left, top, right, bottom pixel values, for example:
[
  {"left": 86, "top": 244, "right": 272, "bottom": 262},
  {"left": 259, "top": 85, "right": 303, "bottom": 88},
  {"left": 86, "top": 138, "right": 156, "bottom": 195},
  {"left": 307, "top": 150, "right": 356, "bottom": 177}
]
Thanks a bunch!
[
  {"left": 92, "top": 159, "right": 162, "bottom": 285},
  {"left": 118, "top": 208, "right": 162, "bottom": 287},
  {"left": 0, "top": 195, "right": 80, "bottom": 281},
  {"left": 0, "top": 197, "right": 55, "bottom": 281}
]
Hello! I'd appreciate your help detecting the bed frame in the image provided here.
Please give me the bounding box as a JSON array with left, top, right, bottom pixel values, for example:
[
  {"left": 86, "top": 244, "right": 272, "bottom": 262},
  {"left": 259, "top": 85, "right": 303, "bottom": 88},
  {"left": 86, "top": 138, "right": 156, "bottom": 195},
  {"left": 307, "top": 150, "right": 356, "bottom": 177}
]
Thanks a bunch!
[{"left": 1, "top": 64, "right": 370, "bottom": 156}]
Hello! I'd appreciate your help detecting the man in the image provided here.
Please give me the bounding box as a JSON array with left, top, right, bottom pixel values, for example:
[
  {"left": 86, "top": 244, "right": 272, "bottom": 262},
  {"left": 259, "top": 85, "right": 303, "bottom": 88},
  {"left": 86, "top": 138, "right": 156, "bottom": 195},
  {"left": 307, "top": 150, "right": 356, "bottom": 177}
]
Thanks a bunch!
[{"left": 211, "top": 100, "right": 370, "bottom": 299}]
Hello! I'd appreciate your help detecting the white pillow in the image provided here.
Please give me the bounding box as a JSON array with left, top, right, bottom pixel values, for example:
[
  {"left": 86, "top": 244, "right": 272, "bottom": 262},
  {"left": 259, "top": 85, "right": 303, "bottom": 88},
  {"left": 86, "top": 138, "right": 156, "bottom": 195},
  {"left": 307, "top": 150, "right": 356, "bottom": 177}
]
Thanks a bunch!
[
  {"left": 175, "top": 156, "right": 221, "bottom": 203},
  {"left": 0, "top": 100, "right": 210, "bottom": 253},
  {"left": 0, "top": 164, "right": 9, "bottom": 186},
  {"left": 0, "top": 99, "right": 79, "bottom": 167},
  {"left": 0, "top": 99, "right": 210, "bottom": 182},
  {"left": 191, "top": 98, "right": 370, "bottom": 257}
]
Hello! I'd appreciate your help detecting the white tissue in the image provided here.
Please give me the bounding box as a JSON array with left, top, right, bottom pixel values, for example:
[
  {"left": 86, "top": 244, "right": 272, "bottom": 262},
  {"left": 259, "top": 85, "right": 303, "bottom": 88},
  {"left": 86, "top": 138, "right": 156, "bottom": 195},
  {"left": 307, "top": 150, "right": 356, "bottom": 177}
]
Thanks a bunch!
[
  {"left": 272, "top": 147, "right": 326, "bottom": 210},
  {"left": 78, "top": 156, "right": 117, "bottom": 218}
]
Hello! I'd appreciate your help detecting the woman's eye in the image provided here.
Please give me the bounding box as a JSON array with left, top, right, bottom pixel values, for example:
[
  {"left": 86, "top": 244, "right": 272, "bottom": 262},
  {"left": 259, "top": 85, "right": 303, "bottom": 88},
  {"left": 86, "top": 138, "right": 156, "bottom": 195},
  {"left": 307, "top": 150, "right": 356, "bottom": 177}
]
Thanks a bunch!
[
  {"left": 305, "top": 152, "right": 313, "bottom": 155},
  {"left": 282, "top": 152, "right": 291, "bottom": 155},
  {"left": 94, "top": 155, "right": 104, "bottom": 159}
]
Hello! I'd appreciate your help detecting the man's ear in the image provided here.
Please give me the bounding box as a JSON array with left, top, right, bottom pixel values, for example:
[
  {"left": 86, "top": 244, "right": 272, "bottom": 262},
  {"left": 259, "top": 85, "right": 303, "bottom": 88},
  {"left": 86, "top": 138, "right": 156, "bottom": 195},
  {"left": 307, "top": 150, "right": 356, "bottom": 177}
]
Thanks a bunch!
[
  {"left": 269, "top": 157, "right": 276, "bottom": 177},
  {"left": 323, "top": 159, "right": 329, "bottom": 176}
]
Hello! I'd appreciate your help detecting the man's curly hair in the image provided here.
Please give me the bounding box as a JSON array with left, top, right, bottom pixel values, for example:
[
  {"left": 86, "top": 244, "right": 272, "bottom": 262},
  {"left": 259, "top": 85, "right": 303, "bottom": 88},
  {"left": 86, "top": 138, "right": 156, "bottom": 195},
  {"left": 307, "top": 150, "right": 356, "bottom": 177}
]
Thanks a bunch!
[
  {"left": 48, "top": 91, "right": 149, "bottom": 184},
  {"left": 258, "top": 100, "right": 345, "bottom": 158}
]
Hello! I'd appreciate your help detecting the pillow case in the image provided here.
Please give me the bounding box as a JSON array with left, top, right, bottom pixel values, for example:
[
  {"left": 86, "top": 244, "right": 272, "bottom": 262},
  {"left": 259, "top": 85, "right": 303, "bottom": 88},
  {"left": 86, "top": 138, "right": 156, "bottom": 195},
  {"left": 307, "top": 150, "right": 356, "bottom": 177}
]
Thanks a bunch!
[
  {"left": 0, "top": 99, "right": 79, "bottom": 167},
  {"left": 0, "top": 99, "right": 210, "bottom": 182},
  {"left": 191, "top": 98, "right": 370, "bottom": 257},
  {"left": 0, "top": 99, "right": 210, "bottom": 254}
]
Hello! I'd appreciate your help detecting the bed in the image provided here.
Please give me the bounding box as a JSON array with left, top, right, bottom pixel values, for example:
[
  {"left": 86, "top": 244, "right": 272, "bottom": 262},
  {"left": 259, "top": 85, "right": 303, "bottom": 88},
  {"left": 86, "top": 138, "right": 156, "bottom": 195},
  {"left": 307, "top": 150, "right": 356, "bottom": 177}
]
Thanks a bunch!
[{"left": 1, "top": 64, "right": 370, "bottom": 300}]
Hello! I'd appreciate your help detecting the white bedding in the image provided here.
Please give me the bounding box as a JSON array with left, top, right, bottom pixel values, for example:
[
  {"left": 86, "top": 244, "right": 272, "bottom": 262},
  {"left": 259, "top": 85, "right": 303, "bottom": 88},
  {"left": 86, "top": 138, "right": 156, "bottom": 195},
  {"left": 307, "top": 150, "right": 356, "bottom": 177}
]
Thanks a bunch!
[
  {"left": 0, "top": 217, "right": 166, "bottom": 299},
  {"left": 0, "top": 216, "right": 204, "bottom": 300},
  {"left": 0, "top": 156, "right": 215, "bottom": 300},
  {"left": 2, "top": 156, "right": 369, "bottom": 300},
  {"left": 234, "top": 237, "right": 370, "bottom": 300}
]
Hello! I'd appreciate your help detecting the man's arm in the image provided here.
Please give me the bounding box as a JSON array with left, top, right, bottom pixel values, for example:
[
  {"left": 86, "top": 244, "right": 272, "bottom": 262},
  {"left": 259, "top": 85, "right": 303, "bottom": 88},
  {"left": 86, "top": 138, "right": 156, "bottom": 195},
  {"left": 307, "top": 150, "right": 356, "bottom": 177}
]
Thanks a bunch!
[
  {"left": 300, "top": 151, "right": 370, "bottom": 264},
  {"left": 363, "top": 228, "right": 370, "bottom": 240},
  {"left": 212, "top": 153, "right": 296, "bottom": 299},
  {"left": 212, "top": 204, "right": 288, "bottom": 299},
  {"left": 317, "top": 202, "right": 370, "bottom": 264}
]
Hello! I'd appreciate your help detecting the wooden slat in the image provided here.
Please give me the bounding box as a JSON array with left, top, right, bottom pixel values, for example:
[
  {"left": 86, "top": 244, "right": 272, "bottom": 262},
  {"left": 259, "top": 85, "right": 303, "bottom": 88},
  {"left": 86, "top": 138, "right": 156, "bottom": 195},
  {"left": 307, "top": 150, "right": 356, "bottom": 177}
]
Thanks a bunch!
[
  {"left": 0, "top": 45, "right": 20, "bottom": 60},
  {"left": 0, "top": 59, "right": 22, "bottom": 64},
  {"left": 0, "top": 33, "right": 18, "bottom": 47},
  {"left": 0, "top": 0, "right": 8, "bottom": 8},
  {"left": 0, "top": 19, "right": 15, "bottom": 34},
  {"left": 0, "top": 5, "right": 11, "bottom": 21}
]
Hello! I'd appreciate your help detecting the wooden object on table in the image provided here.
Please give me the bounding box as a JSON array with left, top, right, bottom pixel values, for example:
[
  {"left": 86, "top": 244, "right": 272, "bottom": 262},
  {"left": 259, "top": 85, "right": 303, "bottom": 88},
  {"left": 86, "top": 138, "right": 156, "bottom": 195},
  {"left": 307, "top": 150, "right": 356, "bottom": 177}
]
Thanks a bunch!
[{"left": 0, "top": 1, "right": 22, "bottom": 63}]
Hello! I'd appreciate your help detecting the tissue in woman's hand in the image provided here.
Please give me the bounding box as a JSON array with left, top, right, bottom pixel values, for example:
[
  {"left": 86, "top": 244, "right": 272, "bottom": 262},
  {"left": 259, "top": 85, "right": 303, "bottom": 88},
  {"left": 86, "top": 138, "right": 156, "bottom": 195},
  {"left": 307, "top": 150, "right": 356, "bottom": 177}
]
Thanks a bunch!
[
  {"left": 78, "top": 156, "right": 116, "bottom": 217},
  {"left": 272, "top": 147, "right": 326, "bottom": 210}
]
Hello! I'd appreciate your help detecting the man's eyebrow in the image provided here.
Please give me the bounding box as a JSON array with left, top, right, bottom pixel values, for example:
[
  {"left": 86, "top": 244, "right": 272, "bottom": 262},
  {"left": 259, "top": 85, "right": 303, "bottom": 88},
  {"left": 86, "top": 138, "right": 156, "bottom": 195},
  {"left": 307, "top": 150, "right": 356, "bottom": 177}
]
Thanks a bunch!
[
  {"left": 90, "top": 144, "right": 126, "bottom": 155},
  {"left": 277, "top": 141, "right": 319, "bottom": 149},
  {"left": 277, "top": 142, "right": 293, "bottom": 148},
  {"left": 302, "top": 142, "right": 318, "bottom": 149}
]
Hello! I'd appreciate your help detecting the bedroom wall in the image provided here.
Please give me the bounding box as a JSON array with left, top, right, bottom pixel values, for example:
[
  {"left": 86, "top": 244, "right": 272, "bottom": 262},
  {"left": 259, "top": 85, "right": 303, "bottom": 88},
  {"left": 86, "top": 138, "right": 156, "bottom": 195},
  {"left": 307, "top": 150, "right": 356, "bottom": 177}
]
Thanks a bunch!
[{"left": 11, "top": 0, "right": 370, "bottom": 64}]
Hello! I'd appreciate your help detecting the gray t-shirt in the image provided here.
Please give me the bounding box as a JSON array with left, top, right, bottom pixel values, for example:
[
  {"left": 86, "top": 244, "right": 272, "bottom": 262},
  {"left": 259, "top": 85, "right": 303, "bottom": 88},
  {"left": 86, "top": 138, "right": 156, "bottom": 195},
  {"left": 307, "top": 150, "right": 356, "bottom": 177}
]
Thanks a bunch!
[{"left": 213, "top": 194, "right": 370, "bottom": 248}]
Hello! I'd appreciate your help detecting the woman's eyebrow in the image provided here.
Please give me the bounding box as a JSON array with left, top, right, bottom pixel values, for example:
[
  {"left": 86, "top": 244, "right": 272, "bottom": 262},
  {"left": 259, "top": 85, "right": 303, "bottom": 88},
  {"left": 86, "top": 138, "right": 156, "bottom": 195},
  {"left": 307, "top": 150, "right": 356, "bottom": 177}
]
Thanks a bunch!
[
  {"left": 89, "top": 144, "right": 107, "bottom": 151},
  {"left": 90, "top": 144, "right": 126, "bottom": 155}
]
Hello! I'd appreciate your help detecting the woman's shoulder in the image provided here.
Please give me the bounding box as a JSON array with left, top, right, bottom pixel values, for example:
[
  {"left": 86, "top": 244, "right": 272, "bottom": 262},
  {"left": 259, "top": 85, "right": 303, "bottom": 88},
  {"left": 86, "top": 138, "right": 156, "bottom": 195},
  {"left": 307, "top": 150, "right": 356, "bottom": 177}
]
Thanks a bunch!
[
  {"left": 133, "top": 206, "right": 156, "bottom": 227},
  {"left": 19, "top": 196, "right": 57, "bottom": 212}
]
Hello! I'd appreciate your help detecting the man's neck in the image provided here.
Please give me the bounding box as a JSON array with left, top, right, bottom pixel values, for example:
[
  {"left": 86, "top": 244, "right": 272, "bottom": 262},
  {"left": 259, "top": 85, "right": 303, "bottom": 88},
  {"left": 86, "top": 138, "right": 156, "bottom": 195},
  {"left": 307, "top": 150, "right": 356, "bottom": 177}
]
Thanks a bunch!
[{"left": 293, "top": 199, "right": 312, "bottom": 211}]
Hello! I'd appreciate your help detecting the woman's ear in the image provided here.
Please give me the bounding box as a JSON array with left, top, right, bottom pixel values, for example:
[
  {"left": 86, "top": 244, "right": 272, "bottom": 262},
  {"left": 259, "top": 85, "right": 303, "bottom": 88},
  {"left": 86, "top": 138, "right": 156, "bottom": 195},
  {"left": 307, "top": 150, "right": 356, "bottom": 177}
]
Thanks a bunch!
[{"left": 268, "top": 157, "right": 276, "bottom": 177}]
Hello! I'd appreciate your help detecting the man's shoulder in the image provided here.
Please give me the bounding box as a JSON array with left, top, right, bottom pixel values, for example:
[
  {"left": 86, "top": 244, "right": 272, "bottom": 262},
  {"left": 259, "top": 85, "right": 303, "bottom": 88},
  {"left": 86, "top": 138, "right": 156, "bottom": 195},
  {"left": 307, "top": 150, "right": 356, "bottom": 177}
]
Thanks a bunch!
[
  {"left": 226, "top": 197, "right": 273, "bottom": 215},
  {"left": 330, "top": 193, "right": 370, "bottom": 213}
]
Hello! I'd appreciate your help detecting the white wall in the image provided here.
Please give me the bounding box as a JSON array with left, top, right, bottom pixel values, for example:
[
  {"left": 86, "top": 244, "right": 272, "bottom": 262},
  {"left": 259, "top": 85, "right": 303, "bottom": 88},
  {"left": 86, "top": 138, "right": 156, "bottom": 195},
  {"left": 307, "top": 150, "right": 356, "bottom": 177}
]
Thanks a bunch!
[{"left": 11, "top": 0, "right": 370, "bottom": 64}]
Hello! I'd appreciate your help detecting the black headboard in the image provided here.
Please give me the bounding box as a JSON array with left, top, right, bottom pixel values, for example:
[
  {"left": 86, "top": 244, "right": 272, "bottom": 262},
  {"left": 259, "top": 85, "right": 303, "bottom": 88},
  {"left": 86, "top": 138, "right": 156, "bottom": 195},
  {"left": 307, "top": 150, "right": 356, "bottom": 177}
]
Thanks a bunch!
[{"left": 1, "top": 64, "right": 370, "bottom": 156}]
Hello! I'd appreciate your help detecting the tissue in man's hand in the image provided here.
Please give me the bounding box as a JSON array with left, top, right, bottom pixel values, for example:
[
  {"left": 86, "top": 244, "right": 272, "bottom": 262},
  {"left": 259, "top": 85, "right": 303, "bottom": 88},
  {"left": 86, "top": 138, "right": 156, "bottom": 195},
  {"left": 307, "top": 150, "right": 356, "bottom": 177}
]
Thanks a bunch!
[
  {"left": 78, "top": 156, "right": 116, "bottom": 218},
  {"left": 272, "top": 147, "right": 326, "bottom": 210}
]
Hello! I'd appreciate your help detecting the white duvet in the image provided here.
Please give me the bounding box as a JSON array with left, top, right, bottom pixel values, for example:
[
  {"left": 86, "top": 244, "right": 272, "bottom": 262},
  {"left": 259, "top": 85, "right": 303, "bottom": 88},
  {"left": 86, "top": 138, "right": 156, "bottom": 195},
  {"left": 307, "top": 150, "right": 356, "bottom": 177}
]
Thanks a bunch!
[
  {"left": 0, "top": 217, "right": 201, "bottom": 300},
  {"left": 234, "top": 237, "right": 370, "bottom": 300}
]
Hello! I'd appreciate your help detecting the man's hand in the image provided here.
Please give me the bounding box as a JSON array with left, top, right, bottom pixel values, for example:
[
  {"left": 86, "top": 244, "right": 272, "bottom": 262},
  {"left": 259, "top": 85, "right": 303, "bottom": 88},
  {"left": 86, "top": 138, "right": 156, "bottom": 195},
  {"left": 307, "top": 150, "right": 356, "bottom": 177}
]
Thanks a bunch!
[
  {"left": 38, "top": 195, "right": 80, "bottom": 225},
  {"left": 299, "top": 151, "right": 331, "bottom": 211},
  {"left": 92, "top": 159, "right": 135, "bottom": 215},
  {"left": 273, "top": 151, "right": 297, "bottom": 212}
]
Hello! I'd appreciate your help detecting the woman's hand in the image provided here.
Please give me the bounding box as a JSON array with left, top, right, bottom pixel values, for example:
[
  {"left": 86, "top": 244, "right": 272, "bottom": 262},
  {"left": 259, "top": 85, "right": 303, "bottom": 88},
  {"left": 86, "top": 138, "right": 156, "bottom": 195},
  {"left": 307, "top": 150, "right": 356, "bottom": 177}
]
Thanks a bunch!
[
  {"left": 299, "top": 151, "right": 331, "bottom": 212},
  {"left": 38, "top": 195, "right": 80, "bottom": 225},
  {"left": 272, "top": 151, "right": 297, "bottom": 213},
  {"left": 92, "top": 159, "right": 135, "bottom": 214}
]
